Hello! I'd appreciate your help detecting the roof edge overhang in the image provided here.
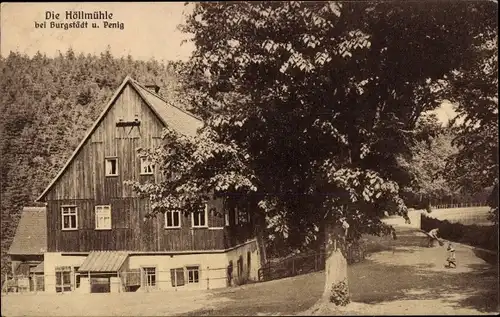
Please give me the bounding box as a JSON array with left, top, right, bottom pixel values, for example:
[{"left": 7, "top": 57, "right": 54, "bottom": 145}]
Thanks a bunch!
[
  {"left": 8, "top": 252, "right": 45, "bottom": 256},
  {"left": 59, "top": 239, "right": 258, "bottom": 257}
]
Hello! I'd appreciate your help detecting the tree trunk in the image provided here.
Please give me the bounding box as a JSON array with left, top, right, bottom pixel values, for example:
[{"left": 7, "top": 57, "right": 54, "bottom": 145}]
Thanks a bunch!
[
  {"left": 306, "top": 220, "right": 350, "bottom": 314},
  {"left": 251, "top": 201, "right": 268, "bottom": 267},
  {"left": 255, "top": 225, "right": 268, "bottom": 266},
  {"left": 322, "top": 221, "right": 349, "bottom": 304}
]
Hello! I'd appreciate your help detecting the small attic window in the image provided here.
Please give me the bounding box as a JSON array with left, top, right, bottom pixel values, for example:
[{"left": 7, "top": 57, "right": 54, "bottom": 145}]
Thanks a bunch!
[
  {"left": 105, "top": 158, "right": 118, "bottom": 176},
  {"left": 140, "top": 157, "right": 154, "bottom": 175},
  {"left": 116, "top": 117, "right": 140, "bottom": 127}
]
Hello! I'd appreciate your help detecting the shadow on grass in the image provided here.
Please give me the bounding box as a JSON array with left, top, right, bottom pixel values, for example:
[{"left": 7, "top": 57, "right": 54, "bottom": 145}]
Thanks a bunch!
[
  {"left": 180, "top": 272, "right": 325, "bottom": 316},
  {"left": 349, "top": 259, "right": 499, "bottom": 313},
  {"left": 472, "top": 248, "right": 499, "bottom": 265}
]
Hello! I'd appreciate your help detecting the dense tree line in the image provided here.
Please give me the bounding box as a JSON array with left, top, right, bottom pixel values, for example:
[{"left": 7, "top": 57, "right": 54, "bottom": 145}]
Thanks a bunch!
[{"left": 0, "top": 49, "right": 184, "bottom": 283}]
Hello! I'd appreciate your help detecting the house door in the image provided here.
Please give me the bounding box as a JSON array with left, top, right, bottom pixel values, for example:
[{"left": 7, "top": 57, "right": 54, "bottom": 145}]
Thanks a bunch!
[
  {"left": 247, "top": 252, "right": 251, "bottom": 277},
  {"left": 237, "top": 257, "right": 243, "bottom": 280}
]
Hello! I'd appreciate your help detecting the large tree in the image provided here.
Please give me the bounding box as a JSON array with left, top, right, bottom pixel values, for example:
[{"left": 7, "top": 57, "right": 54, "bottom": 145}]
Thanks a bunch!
[
  {"left": 129, "top": 1, "right": 497, "bottom": 310},
  {"left": 443, "top": 28, "right": 498, "bottom": 223}
]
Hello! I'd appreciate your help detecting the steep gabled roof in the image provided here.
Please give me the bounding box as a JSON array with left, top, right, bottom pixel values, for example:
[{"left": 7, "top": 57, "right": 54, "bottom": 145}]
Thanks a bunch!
[
  {"left": 130, "top": 79, "right": 203, "bottom": 137},
  {"left": 36, "top": 76, "right": 203, "bottom": 202},
  {"left": 8, "top": 207, "right": 47, "bottom": 255}
]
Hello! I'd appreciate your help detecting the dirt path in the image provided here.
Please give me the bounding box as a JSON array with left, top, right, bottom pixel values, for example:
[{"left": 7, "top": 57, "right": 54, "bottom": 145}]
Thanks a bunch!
[
  {"left": 306, "top": 218, "right": 499, "bottom": 316},
  {"left": 182, "top": 219, "right": 498, "bottom": 316}
]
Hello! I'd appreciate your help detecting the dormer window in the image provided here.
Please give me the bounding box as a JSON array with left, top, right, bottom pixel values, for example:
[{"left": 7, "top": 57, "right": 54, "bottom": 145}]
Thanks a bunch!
[
  {"left": 140, "top": 157, "right": 154, "bottom": 175},
  {"left": 105, "top": 157, "right": 118, "bottom": 176}
]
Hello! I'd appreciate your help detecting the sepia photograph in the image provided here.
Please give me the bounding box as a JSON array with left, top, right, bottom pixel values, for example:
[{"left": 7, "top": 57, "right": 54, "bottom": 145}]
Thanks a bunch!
[{"left": 0, "top": 1, "right": 498, "bottom": 316}]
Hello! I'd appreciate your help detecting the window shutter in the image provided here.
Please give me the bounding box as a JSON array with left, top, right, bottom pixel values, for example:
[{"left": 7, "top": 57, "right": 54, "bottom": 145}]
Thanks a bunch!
[{"left": 176, "top": 268, "right": 185, "bottom": 286}]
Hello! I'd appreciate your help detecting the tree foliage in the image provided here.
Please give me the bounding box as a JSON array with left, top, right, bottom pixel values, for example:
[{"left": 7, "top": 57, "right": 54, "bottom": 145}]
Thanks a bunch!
[
  {"left": 442, "top": 25, "right": 498, "bottom": 222},
  {"left": 132, "top": 1, "right": 497, "bottom": 255},
  {"left": 398, "top": 115, "right": 460, "bottom": 209}
]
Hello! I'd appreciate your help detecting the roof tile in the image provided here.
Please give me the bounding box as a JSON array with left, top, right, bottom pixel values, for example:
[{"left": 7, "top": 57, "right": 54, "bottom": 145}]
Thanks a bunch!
[
  {"left": 8, "top": 207, "right": 47, "bottom": 255},
  {"left": 78, "top": 251, "right": 129, "bottom": 272}
]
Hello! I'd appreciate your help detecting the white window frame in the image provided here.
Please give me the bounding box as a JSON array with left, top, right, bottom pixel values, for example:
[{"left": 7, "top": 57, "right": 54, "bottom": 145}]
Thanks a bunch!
[
  {"left": 186, "top": 266, "right": 200, "bottom": 284},
  {"left": 141, "top": 266, "right": 157, "bottom": 288},
  {"left": 164, "top": 210, "right": 181, "bottom": 229},
  {"left": 95, "top": 205, "right": 112, "bottom": 230},
  {"left": 140, "top": 157, "right": 154, "bottom": 175},
  {"left": 105, "top": 157, "right": 119, "bottom": 176},
  {"left": 170, "top": 267, "right": 185, "bottom": 287},
  {"left": 224, "top": 212, "right": 230, "bottom": 227},
  {"left": 61, "top": 206, "right": 78, "bottom": 230},
  {"left": 191, "top": 204, "right": 208, "bottom": 228}
]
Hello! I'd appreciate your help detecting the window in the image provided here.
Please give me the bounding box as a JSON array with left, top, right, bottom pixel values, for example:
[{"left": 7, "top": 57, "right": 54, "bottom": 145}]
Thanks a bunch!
[
  {"left": 74, "top": 267, "right": 81, "bottom": 289},
  {"left": 225, "top": 212, "right": 230, "bottom": 227},
  {"left": 95, "top": 205, "right": 112, "bottom": 230},
  {"left": 55, "top": 266, "right": 72, "bottom": 292},
  {"left": 235, "top": 208, "right": 248, "bottom": 224},
  {"left": 61, "top": 206, "right": 78, "bottom": 230},
  {"left": 192, "top": 204, "right": 208, "bottom": 228},
  {"left": 140, "top": 157, "right": 154, "bottom": 175},
  {"left": 105, "top": 158, "right": 118, "bottom": 176},
  {"left": 186, "top": 266, "right": 200, "bottom": 284},
  {"left": 170, "top": 268, "right": 185, "bottom": 287},
  {"left": 142, "top": 267, "right": 156, "bottom": 287},
  {"left": 165, "top": 210, "right": 181, "bottom": 228}
]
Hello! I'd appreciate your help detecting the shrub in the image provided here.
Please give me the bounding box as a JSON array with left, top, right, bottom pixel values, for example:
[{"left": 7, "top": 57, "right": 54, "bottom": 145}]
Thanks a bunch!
[
  {"left": 329, "top": 279, "right": 350, "bottom": 306},
  {"left": 421, "top": 214, "right": 498, "bottom": 251}
]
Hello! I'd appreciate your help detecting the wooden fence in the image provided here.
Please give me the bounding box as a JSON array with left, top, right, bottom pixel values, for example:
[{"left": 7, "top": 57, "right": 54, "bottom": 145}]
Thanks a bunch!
[{"left": 258, "top": 243, "right": 365, "bottom": 282}]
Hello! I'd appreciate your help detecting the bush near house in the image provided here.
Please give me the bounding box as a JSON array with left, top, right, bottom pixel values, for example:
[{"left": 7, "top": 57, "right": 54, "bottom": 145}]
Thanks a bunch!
[{"left": 421, "top": 214, "right": 498, "bottom": 251}]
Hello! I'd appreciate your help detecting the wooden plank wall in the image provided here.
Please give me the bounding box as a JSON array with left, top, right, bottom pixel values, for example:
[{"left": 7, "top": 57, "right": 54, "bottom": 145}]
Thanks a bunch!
[
  {"left": 46, "top": 198, "right": 243, "bottom": 252},
  {"left": 46, "top": 84, "right": 164, "bottom": 201},
  {"left": 44, "top": 83, "right": 256, "bottom": 253}
]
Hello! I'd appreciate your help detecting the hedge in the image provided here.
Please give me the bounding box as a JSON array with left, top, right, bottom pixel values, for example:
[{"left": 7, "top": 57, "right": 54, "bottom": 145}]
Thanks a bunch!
[{"left": 421, "top": 214, "right": 498, "bottom": 251}]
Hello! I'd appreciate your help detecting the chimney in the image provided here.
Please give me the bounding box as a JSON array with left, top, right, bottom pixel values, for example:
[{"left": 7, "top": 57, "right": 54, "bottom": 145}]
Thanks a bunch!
[{"left": 145, "top": 83, "right": 160, "bottom": 94}]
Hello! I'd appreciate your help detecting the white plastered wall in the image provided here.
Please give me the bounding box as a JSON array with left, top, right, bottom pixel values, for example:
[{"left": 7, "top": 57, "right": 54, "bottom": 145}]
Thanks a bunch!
[
  {"left": 43, "top": 252, "right": 87, "bottom": 293},
  {"left": 225, "top": 239, "right": 261, "bottom": 284},
  {"left": 127, "top": 252, "right": 228, "bottom": 291}
]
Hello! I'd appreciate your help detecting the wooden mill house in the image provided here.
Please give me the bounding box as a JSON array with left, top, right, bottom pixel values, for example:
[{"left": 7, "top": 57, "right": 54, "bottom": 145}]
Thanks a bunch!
[{"left": 10, "top": 76, "right": 261, "bottom": 293}]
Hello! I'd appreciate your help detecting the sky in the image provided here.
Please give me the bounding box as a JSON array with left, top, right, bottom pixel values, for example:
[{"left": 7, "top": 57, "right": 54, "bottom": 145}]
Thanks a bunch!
[
  {"left": 1, "top": 2, "right": 195, "bottom": 62},
  {"left": 0, "top": 2, "right": 457, "bottom": 123}
]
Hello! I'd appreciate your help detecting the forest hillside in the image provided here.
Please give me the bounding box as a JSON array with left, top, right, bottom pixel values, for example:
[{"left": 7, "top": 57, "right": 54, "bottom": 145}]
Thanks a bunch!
[{"left": 0, "top": 49, "right": 185, "bottom": 283}]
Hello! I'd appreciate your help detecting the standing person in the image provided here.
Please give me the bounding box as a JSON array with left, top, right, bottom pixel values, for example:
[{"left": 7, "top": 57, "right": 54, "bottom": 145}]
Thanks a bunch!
[
  {"left": 227, "top": 261, "right": 233, "bottom": 287},
  {"left": 445, "top": 243, "right": 457, "bottom": 268}
]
